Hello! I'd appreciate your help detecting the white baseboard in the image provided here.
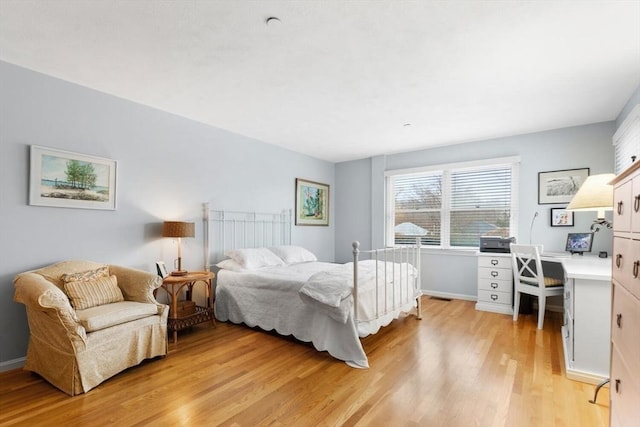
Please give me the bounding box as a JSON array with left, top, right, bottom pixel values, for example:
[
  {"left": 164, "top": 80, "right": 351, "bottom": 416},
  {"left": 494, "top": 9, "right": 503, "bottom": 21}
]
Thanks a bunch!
[
  {"left": 422, "top": 290, "right": 476, "bottom": 302},
  {"left": 0, "top": 357, "right": 25, "bottom": 372}
]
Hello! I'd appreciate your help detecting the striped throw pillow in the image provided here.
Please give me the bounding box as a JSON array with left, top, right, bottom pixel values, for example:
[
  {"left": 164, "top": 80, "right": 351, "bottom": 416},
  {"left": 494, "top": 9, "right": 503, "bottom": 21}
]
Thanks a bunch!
[{"left": 64, "top": 275, "right": 124, "bottom": 310}]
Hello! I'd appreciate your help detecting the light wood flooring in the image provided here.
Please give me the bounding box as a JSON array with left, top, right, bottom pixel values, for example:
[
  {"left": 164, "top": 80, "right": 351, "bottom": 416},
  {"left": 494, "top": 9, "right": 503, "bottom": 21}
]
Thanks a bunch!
[{"left": 0, "top": 298, "right": 609, "bottom": 426}]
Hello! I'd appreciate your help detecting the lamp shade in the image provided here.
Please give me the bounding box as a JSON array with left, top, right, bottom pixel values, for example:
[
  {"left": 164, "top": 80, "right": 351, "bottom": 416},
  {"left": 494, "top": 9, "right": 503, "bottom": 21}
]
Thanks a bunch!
[
  {"left": 566, "top": 174, "right": 615, "bottom": 214},
  {"left": 162, "top": 221, "right": 195, "bottom": 238}
]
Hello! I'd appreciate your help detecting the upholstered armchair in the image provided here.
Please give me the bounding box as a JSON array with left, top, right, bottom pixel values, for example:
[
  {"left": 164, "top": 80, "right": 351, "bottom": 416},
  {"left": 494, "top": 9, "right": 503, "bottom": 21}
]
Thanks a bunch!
[{"left": 14, "top": 260, "right": 168, "bottom": 396}]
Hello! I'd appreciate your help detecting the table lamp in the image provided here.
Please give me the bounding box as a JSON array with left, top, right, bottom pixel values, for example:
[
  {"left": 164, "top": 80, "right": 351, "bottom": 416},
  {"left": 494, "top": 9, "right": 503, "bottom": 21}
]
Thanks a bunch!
[
  {"left": 162, "top": 221, "right": 195, "bottom": 276},
  {"left": 566, "top": 173, "right": 616, "bottom": 231}
]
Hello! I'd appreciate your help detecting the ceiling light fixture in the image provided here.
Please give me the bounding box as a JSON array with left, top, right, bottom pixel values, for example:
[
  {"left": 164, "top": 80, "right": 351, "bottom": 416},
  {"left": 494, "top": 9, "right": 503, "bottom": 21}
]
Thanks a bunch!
[{"left": 266, "top": 16, "right": 281, "bottom": 26}]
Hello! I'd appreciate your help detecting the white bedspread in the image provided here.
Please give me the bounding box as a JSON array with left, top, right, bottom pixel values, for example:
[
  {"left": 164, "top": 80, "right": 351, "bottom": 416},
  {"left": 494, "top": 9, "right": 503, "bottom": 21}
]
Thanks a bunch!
[
  {"left": 300, "top": 260, "right": 420, "bottom": 333},
  {"left": 215, "top": 262, "right": 369, "bottom": 368},
  {"left": 215, "top": 261, "right": 420, "bottom": 368}
]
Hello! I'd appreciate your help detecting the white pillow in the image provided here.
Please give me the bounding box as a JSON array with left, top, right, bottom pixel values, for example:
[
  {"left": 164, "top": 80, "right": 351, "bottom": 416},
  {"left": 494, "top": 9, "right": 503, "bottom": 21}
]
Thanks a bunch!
[
  {"left": 216, "top": 259, "right": 247, "bottom": 272},
  {"left": 269, "top": 245, "right": 317, "bottom": 264},
  {"left": 224, "top": 247, "right": 285, "bottom": 270}
]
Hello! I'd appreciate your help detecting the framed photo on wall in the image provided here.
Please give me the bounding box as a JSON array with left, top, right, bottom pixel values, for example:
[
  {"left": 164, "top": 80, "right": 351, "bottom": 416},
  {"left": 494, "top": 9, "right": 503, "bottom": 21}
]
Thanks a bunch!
[
  {"left": 29, "top": 145, "right": 117, "bottom": 210},
  {"left": 550, "top": 207, "right": 574, "bottom": 227},
  {"left": 538, "top": 168, "right": 589, "bottom": 204},
  {"left": 295, "top": 178, "right": 329, "bottom": 226}
]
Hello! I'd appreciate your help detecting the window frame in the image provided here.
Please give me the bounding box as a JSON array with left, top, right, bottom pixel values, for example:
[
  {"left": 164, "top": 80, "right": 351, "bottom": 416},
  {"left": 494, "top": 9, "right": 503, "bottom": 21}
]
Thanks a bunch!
[{"left": 385, "top": 156, "right": 520, "bottom": 250}]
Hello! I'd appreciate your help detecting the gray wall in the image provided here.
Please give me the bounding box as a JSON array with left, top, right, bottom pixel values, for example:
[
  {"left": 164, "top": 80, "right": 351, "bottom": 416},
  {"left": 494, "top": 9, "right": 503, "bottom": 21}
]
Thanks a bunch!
[
  {"left": 616, "top": 83, "right": 640, "bottom": 128},
  {"left": 0, "top": 61, "right": 335, "bottom": 370},
  {"left": 335, "top": 122, "right": 617, "bottom": 299}
]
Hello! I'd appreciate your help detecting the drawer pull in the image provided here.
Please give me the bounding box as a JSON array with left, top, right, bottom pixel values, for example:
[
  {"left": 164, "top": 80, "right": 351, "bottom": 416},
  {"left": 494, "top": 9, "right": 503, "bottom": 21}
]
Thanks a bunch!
[
  {"left": 617, "top": 201, "right": 624, "bottom": 215},
  {"left": 633, "top": 260, "right": 639, "bottom": 279},
  {"left": 490, "top": 259, "right": 498, "bottom": 266},
  {"left": 490, "top": 294, "right": 498, "bottom": 301},
  {"left": 490, "top": 271, "right": 498, "bottom": 277},
  {"left": 635, "top": 194, "right": 640, "bottom": 213},
  {"left": 615, "top": 379, "right": 621, "bottom": 394},
  {"left": 616, "top": 254, "right": 623, "bottom": 268},
  {"left": 616, "top": 313, "right": 622, "bottom": 328},
  {"left": 491, "top": 282, "right": 498, "bottom": 289}
]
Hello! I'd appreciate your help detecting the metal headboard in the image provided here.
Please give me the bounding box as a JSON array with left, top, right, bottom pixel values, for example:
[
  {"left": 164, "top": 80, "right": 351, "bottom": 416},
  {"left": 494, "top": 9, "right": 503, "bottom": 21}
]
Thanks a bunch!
[{"left": 203, "top": 203, "right": 292, "bottom": 270}]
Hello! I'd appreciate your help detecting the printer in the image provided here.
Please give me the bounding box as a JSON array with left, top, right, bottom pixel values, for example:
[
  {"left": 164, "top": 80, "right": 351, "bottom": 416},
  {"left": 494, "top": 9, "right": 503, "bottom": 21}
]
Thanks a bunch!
[{"left": 479, "top": 236, "right": 516, "bottom": 253}]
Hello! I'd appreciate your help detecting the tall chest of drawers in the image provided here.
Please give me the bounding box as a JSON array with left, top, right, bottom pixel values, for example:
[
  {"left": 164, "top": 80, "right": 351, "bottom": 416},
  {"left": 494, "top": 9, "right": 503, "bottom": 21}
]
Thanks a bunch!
[
  {"left": 476, "top": 252, "right": 513, "bottom": 315},
  {"left": 610, "top": 161, "right": 640, "bottom": 427}
]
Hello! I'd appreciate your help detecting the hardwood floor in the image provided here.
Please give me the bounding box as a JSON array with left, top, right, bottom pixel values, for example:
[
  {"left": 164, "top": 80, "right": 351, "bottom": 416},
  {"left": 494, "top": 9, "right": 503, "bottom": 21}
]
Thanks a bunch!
[{"left": 0, "top": 298, "right": 609, "bottom": 426}]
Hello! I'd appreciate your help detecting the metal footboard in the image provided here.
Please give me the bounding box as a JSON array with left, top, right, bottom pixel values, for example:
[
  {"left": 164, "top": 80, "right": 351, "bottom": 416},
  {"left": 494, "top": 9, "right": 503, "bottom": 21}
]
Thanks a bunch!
[{"left": 352, "top": 238, "right": 422, "bottom": 323}]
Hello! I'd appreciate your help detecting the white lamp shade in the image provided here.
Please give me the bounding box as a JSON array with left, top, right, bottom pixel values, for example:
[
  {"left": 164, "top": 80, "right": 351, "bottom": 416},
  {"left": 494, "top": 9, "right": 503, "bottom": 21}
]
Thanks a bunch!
[{"left": 566, "top": 174, "right": 615, "bottom": 215}]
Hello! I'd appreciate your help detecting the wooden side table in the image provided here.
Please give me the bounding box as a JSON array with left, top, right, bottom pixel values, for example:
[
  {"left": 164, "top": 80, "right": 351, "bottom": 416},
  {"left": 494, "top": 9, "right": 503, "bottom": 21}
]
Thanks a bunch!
[{"left": 157, "top": 271, "right": 215, "bottom": 343}]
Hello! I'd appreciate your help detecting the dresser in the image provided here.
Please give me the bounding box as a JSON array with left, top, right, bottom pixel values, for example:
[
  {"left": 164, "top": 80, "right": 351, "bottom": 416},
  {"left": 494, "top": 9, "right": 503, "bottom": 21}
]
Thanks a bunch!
[
  {"left": 610, "top": 161, "right": 640, "bottom": 427},
  {"left": 476, "top": 252, "right": 513, "bottom": 314}
]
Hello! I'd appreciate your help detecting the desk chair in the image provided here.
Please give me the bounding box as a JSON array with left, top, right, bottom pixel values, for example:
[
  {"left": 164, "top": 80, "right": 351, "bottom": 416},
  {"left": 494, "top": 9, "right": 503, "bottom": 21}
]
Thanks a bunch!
[{"left": 510, "top": 244, "right": 564, "bottom": 330}]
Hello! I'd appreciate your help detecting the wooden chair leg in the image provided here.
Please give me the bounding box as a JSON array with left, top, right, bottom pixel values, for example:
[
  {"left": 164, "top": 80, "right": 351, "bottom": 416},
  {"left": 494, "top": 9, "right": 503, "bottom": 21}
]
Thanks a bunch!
[{"left": 537, "top": 295, "right": 545, "bottom": 330}]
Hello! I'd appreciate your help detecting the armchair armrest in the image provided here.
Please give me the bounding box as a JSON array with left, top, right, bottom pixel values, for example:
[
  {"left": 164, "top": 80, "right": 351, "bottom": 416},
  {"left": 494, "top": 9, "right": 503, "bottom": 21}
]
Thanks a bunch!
[
  {"left": 14, "top": 272, "right": 87, "bottom": 345},
  {"left": 109, "top": 265, "right": 162, "bottom": 304}
]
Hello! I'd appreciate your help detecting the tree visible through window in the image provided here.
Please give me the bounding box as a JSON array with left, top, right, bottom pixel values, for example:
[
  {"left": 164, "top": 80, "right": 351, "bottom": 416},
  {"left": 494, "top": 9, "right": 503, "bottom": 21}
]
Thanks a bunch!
[{"left": 387, "top": 159, "right": 517, "bottom": 248}]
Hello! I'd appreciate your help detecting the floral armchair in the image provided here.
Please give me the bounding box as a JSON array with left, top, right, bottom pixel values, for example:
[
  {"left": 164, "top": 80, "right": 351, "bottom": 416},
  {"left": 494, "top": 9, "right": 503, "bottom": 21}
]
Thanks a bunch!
[{"left": 14, "top": 260, "right": 168, "bottom": 396}]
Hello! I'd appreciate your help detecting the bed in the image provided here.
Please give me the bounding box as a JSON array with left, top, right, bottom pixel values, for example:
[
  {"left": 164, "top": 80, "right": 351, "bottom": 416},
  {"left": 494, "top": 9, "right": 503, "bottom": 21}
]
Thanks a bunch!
[{"left": 204, "top": 205, "right": 422, "bottom": 368}]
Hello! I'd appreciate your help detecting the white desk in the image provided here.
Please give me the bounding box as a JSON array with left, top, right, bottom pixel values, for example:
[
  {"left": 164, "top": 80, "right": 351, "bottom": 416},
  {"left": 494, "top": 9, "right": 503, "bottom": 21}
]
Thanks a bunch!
[{"left": 546, "top": 255, "right": 612, "bottom": 384}]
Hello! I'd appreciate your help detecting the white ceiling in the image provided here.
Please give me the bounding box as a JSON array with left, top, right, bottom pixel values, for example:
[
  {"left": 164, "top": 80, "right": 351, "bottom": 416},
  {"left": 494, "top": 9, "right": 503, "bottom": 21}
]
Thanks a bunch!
[{"left": 1, "top": 1, "right": 639, "bottom": 163}]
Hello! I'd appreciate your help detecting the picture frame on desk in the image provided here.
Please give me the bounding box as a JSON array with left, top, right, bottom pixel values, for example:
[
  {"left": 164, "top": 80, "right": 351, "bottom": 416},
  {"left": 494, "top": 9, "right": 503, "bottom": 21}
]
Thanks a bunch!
[
  {"left": 538, "top": 168, "right": 589, "bottom": 204},
  {"left": 550, "top": 207, "right": 574, "bottom": 227},
  {"left": 156, "top": 261, "right": 169, "bottom": 278}
]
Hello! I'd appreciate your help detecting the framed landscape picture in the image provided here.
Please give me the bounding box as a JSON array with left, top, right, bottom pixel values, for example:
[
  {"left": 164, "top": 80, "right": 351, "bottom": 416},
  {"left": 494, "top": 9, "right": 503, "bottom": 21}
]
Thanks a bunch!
[
  {"left": 538, "top": 168, "right": 589, "bottom": 205},
  {"left": 29, "top": 145, "right": 117, "bottom": 210},
  {"left": 295, "top": 178, "right": 329, "bottom": 226}
]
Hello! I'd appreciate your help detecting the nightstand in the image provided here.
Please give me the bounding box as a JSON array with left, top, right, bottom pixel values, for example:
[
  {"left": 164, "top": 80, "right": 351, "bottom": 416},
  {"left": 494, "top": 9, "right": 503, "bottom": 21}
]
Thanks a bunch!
[{"left": 157, "top": 271, "right": 215, "bottom": 343}]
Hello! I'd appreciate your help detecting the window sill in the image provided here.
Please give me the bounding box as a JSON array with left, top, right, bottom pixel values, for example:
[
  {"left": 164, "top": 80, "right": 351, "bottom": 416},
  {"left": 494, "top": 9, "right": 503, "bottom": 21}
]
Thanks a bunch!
[{"left": 418, "top": 247, "right": 479, "bottom": 257}]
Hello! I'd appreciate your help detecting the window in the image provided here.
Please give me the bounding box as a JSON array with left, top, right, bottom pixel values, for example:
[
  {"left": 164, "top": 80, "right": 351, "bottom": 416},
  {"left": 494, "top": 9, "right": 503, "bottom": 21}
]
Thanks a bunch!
[
  {"left": 386, "top": 157, "right": 519, "bottom": 249},
  {"left": 613, "top": 104, "right": 640, "bottom": 174}
]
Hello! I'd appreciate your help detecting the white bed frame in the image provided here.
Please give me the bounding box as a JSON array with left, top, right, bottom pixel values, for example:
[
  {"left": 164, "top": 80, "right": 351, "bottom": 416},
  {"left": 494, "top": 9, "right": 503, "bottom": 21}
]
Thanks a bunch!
[{"left": 203, "top": 203, "right": 422, "bottom": 324}]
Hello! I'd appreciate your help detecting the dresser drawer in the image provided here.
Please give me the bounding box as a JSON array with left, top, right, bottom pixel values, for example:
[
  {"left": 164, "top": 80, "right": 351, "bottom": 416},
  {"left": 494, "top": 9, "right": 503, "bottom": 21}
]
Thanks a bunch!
[
  {"left": 612, "top": 284, "right": 640, "bottom": 377},
  {"left": 613, "top": 178, "right": 633, "bottom": 233},
  {"left": 478, "top": 256, "right": 511, "bottom": 269},
  {"left": 478, "top": 267, "right": 512, "bottom": 281},
  {"left": 610, "top": 350, "right": 640, "bottom": 427},
  {"left": 478, "top": 289, "right": 512, "bottom": 306},
  {"left": 478, "top": 278, "right": 512, "bottom": 293}
]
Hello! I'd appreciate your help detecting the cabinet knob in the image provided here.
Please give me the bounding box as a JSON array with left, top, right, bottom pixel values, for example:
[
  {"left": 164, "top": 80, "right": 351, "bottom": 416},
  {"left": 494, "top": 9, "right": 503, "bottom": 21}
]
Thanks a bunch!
[
  {"left": 617, "top": 201, "right": 624, "bottom": 215},
  {"left": 490, "top": 294, "right": 498, "bottom": 301},
  {"left": 491, "top": 282, "right": 498, "bottom": 289},
  {"left": 633, "top": 260, "right": 639, "bottom": 279},
  {"left": 616, "top": 254, "right": 623, "bottom": 268},
  {"left": 490, "top": 259, "right": 498, "bottom": 266},
  {"left": 491, "top": 271, "right": 498, "bottom": 277},
  {"left": 634, "top": 194, "right": 640, "bottom": 213},
  {"left": 615, "top": 379, "right": 621, "bottom": 393},
  {"left": 616, "top": 313, "right": 623, "bottom": 328}
]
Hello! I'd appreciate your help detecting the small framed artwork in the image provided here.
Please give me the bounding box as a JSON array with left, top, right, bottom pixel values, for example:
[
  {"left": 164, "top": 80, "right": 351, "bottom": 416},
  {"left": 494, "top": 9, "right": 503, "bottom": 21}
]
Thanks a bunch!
[
  {"left": 29, "top": 145, "right": 117, "bottom": 210},
  {"left": 550, "top": 208, "right": 574, "bottom": 227},
  {"left": 295, "top": 178, "right": 329, "bottom": 226},
  {"left": 156, "top": 261, "right": 169, "bottom": 278},
  {"left": 538, "top": 168, "right": 589, "bottom": 205}
]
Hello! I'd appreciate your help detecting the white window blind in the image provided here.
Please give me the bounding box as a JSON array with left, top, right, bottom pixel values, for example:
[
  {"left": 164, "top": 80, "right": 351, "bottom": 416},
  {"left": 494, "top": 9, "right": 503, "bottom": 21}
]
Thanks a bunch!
[
  {"left": 387, "top": 157, "right": 519, "bottom": 249},
  {"left": 613, "top": 104, "right": 640, "bottom": 173}
]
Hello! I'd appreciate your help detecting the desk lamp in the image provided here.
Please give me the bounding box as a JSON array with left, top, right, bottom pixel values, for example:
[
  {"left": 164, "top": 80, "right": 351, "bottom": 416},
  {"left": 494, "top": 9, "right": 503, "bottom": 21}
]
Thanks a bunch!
[
  {"left": 162, "top": 221, "right": 195, "bottom": 276},
  {"left": 566, "top": 173, "right": 615, "bottom": 231}
]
